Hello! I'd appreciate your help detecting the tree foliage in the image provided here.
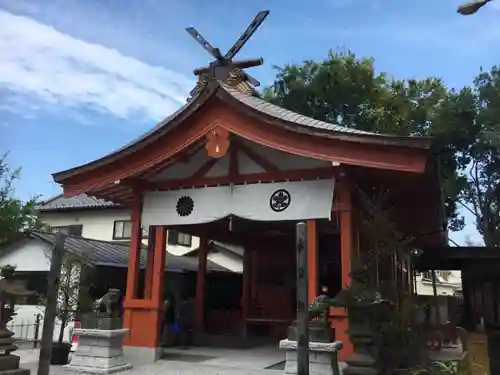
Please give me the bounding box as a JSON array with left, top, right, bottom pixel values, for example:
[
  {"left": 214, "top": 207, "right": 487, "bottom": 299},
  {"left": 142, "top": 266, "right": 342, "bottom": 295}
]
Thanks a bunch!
[
  {"left": 41, "top": 249, "right": 94, "bottom": 344},
  {"left": 0, "top": 155, "right": 43, "bottom": 245},
  {"left": 457, "top": 66, "right": 500, "bottom": 247},
  {"left": 263, "top": 50, "right": 500, "bottom": 245}
]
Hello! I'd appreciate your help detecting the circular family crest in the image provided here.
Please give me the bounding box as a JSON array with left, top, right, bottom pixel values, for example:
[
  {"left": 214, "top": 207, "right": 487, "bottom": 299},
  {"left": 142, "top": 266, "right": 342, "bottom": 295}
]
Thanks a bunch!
[
  {"left": 270, "top": 189, "right": 291, "bottom": 212},
  {"left": 176, "top": 196, "right": 194, "bottom": 217}
]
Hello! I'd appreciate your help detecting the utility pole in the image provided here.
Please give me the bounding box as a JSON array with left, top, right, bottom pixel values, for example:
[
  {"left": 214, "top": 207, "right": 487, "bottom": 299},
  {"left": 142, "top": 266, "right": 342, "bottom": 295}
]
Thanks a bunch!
[
  {"left": 296, "top": 222, "right": 309, "bottom": 375},
  {"left": 37, "top": 232, "right": 65, "bottom": 375}
]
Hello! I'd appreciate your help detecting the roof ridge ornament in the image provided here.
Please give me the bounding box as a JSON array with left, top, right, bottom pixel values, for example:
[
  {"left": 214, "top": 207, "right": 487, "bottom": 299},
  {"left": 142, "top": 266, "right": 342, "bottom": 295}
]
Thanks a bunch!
[{"left": 185, "top": 10, "right": 269, "bottom": 88}]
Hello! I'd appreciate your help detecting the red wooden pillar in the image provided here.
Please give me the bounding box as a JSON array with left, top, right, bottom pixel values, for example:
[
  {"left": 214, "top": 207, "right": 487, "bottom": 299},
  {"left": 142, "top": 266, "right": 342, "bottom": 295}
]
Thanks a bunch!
[
  {"left": 123, "top": 224, "right": 167, "bottom": 356},
  {"left": 331, "top": 175, "right": 354, "bottom": 361},
  {"left": 195, "top": 237, "right": 208, "bottom": 332},
  {"left": 307, "top": 219, "right": 318, "bottom": 304},
  {"left": 124, "top": 196, "right": 142, "bottom": 301},
  {"left": 144, "top": 226, "right": 156, "bottom": 299},
  {"left": 151, "top": 227, "right": 167, "bottom": 307}
]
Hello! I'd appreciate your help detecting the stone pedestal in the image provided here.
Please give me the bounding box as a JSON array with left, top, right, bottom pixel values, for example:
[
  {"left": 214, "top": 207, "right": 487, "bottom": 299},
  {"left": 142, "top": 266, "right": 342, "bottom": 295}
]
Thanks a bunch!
[
  {"left": 65, "top": 329, "right": 132, "bottom": 374},
  {"left": 0, "top": 355, "right": 29, "bottom": 375},
  {"left": 279, "top": 339, "right": 343, "bottom": 375},
  {"left": 95, "top": 318, "right": 122, "bottom": 331}
]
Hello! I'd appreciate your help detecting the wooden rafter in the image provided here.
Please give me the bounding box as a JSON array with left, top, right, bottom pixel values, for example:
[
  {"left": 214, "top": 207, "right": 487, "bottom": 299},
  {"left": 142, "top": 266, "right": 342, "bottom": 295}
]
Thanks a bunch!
[
  {"left": 139, "top": 142, "right": 205, "bottom": 181},
  {"left": 236, "top": 140, "right": 281, "bottom": 174},
  {"left": 188, "top": 158, "right": 220, "bottom": 183},
  {"left": 149, "top": 167, "right": 335, "bottom": 191}
]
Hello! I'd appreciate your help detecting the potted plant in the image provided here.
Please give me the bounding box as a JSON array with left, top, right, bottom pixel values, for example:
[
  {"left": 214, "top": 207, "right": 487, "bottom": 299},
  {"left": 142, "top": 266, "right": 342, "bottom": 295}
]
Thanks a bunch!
[{"left": 41, "top": 252, "right": 93, "bottom": 365}]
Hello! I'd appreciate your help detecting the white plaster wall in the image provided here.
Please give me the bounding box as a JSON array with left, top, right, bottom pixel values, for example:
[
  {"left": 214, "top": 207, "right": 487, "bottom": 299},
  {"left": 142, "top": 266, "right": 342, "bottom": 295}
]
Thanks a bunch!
[
  {"left": 416, "top": 271, "right": 462, "bottom": 296},
  {"left": 208, "top": 252, "right": 243, "bottom": 273},
  {"left": 39, "top": 209, "right": 131, "bottom": 242},
  {"left": 165, "top": 235, "right": 200, "bottom": 256},
  {"left": 0, "top": 240, "right": 51, "bottom": 272}
]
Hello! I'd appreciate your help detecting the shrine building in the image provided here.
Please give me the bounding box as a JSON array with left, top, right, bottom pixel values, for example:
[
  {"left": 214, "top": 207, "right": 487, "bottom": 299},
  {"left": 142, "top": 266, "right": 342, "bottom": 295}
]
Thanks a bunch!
[{"left": 52, "top": 70, "right": 446, "bottom": 362}]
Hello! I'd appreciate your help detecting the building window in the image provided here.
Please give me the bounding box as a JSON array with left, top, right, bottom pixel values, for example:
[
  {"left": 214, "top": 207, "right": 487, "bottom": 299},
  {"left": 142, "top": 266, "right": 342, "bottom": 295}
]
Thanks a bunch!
[
  {"left": 52, "top": 225, "right": 83, "bottom": 237},
  {"left": 112, "top": 221, "right": 148, "bottom": 240},
  {"left": 167, "top": 230, "right": 192, "bottom": 247}
]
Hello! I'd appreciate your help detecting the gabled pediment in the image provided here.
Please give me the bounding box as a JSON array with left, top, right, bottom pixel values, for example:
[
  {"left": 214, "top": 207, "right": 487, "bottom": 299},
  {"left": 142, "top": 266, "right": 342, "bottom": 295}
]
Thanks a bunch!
[{"left": 149, "top": 136, "right": 330, "bottom": 185}]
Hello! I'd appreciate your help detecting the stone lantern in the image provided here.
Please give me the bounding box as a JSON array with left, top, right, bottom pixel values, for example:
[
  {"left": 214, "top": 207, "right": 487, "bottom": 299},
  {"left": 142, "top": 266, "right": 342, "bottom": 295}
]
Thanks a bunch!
[{"left": 0, "top": 265, "right": 35, "bottom": 375}]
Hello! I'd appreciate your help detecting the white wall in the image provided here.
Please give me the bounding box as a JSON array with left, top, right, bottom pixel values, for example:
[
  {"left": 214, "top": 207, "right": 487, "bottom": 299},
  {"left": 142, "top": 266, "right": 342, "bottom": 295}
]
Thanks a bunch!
[
  {"left": 0, "top": 240, "right": 51, "bottom": 272},
  {"left": 416, "top": 271, "right": 462, "bottom": 296},
  {"left": 209, "top": 252, "right": 243, "bottom": 273},
  {"left": 39, "top": 209, "right": 131, "bottom": 242},
  {"left": 165, "top": 235, "right": 200, "bottom": 257}
]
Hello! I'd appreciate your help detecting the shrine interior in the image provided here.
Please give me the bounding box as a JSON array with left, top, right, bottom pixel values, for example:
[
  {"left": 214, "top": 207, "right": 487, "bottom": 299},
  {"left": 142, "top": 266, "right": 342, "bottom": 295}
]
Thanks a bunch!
[{"left": 165, "top": 216, "right": 343, "bottom": 344}]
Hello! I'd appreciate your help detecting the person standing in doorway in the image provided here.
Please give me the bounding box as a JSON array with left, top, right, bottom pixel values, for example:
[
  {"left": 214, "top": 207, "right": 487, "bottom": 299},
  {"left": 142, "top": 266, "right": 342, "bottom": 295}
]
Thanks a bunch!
[
  {"left": 178, "top": 296, "right": 195, "bottom": 349},
  {"left": 161, "top": 293, "right": 175, "bottom": 346}
]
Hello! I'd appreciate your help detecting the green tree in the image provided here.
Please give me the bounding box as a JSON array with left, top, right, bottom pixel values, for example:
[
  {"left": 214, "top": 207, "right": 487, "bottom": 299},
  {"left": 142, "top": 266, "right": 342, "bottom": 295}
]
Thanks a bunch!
[
  {"left": 263, "top": 50, "right": 472, "bottom": 233},
  {"left": 0, "top": 154, "right": 43, "bottom": 245},
  {"left": 456, "top": 66, "right": 500, "bottom": 247}
]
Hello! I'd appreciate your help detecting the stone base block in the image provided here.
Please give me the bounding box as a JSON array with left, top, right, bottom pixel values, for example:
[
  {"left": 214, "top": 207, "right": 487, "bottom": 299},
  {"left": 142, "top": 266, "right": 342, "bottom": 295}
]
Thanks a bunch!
[
  {"left": 0, "top": 355, "right": 20, "bottom": 371},
  {"left": 66, "top": 329, "right": 131, "bottom": 374},
  {"left": 0, "top": 368, "right": 30, "bottom": 375},
  {"left": 279, "top": 339, "right": 343, "bottom": 375}
]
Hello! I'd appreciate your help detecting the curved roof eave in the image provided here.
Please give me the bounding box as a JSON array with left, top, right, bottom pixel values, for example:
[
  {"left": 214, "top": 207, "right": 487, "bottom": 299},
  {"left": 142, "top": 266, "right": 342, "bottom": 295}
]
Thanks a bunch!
[
  {"left": 217, "top": 84, "right": 434, "bottom": 150},
  {"left": 53, "top": 81, "right": 434, "bottom": 184},
  {"left": 52, "top": 82, "right": 218, "bottom": 183}
]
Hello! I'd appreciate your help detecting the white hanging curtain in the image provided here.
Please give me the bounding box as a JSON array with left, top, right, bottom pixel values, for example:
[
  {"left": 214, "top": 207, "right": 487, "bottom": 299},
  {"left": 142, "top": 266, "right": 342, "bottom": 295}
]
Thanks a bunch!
[{"left": 142, "top": 179, "right": 335, "bottom": 227}]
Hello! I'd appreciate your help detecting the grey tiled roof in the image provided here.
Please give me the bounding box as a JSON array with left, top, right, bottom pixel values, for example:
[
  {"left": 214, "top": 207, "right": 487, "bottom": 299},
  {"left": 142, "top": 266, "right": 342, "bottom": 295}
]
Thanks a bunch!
[
  {"left": 37, "top": 194, "right": 119, "bottom": 211},
  {"left": 220, "top": 84, "right": 378, "bottom": 136},
  {"left": 25, "top": 231, "right": 229, "bottom": 273}
]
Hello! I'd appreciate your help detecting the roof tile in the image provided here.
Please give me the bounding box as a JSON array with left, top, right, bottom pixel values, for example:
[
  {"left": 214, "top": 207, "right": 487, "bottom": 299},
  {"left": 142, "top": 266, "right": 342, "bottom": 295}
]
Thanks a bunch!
[
  {"left": 220, "top": 84, "right": 379, "bottom": 136},
  {"left": 25, "top": 231, "right": 228, "bottom": 272},
  {"left": 37, "top": 194, "right": 119, "bottom": 211}
]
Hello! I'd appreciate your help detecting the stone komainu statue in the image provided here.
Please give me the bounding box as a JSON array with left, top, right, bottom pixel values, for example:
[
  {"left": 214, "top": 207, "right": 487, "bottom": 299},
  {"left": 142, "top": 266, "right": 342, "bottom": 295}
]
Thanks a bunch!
[{"left": 95, "top": 288, "right": 122, "bottom": 317}]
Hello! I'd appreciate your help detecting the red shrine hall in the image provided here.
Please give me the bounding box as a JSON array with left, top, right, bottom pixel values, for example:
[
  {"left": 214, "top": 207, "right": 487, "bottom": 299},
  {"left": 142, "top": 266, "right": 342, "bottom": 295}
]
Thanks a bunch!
[{"left": 52, "top": 73, "right": 445, "bottom": 362}]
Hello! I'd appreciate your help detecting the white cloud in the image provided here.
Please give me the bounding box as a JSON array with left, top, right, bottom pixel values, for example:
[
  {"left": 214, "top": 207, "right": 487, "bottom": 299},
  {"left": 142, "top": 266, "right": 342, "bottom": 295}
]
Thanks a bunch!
[{"left": 0, "top": 10, "right": 195, "bottom": 121}]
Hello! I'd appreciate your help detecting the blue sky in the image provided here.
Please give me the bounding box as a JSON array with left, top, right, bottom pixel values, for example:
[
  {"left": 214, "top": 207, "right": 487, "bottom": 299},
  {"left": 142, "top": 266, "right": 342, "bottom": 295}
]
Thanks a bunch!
[{"left": 2, "top": 0, "right": 499, "bottom": 245}]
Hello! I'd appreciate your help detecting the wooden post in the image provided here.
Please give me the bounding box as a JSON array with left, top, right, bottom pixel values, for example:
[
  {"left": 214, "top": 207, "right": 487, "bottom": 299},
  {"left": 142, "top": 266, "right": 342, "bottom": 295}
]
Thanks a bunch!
[
  {"left": 431, "top": 270, "right": 442, "bottom": 325},
  {"left": 37, "top": 232, "right": 65, "bottom": 375},
  {"left": 144, "top": 226, "right": 156, "bottom": 299},
  {"left": 306, "top": 220, "right": 318, "bottom": 303},
  {"left": 195, "top": 237, "right": 208, "bottom": 332},
  {"left": 296, "top": 222, "right": 309, "bottom": 375},
  {"left": 335, "top": 175, "right": 354, "bottom": 361},
  {"left": 125, "top": 196, "right": 143, "bottom": 300},
  {"left": 242, "top": 247, "right": 251, "bottom": 333},
  {"left": 151, "top": 226, "right": 167, "bottom": 306}
]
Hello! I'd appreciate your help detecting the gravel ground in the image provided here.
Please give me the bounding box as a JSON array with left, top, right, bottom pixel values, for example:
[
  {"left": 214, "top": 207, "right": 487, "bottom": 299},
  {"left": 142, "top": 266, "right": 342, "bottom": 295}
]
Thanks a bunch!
[
  {"left": 21, "top": 360, "right": 282, "bottom": 375},
  {"left": 17, "top": 347, "right": 283, "bottom": 375}
]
